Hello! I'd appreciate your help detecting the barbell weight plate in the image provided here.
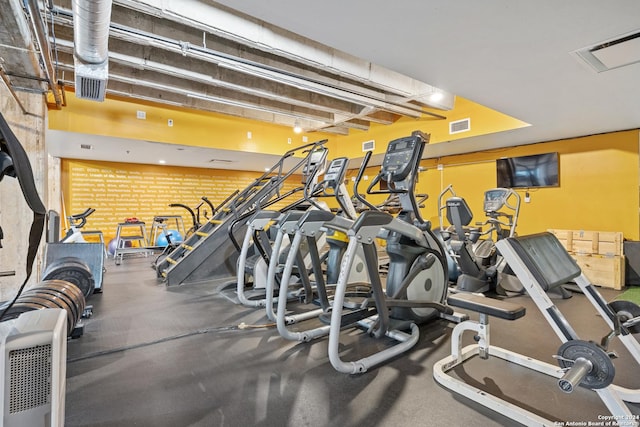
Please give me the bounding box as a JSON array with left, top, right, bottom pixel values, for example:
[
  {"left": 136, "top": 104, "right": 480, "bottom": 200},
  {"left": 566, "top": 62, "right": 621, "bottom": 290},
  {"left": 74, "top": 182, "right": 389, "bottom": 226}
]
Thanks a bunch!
[
  {"left": 21, "top": 289, "right": 79, "bottom": 328},
  {"left": 43, "top": 266, "right": 95, "bottom": 298},
  {"left": 26, "top": 285, "right": 84, "bottom": 322},
  {"left": 609, "top": 300, "right": 640, "bottom": 333},
  {"left": 37, "top": 279, "right": 86, "bottom": 301},
  {"left": 0, "top": 303, "right": 38, "bottom": 321},
  {"left": 16, "top": 295, "right": 75, "bottom": 335},
  {"left": 43, "top": 257, "right": 95, "bottom": 297},
  {"left": 557, "top": 340, "right": 615, "bottom": 390}
]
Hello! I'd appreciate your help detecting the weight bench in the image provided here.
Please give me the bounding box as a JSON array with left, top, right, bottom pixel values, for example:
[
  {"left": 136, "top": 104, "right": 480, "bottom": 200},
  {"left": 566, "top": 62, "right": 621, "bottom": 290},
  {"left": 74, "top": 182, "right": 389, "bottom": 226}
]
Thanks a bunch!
[{"left": 434, "top": 232, "right": 640, "bottom": 426}]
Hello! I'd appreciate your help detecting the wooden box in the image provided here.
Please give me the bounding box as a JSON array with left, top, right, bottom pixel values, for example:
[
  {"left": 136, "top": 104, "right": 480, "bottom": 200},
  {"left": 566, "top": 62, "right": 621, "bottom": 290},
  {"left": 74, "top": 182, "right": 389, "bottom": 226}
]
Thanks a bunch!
[
  {"left": 548, "top": 229, "right": 625, "bottom": 290},
  {"left": 547, "top": 229, "right": 622, "bottom": 256}
]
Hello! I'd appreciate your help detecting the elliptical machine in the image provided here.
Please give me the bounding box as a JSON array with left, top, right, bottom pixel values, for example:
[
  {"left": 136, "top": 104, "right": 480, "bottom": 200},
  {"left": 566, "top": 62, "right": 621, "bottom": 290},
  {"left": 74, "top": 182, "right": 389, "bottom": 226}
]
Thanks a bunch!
[
  {"left": 234, "top": 146, "right": 330, "bottom": 308},
  {"left": 327, "top": 131, "right": 457, "bottom": 374},
  {"left": 438, "top": 186, "right": 522, "bottom": 295},
  {"left": 273, "top": 156, "right": 370, "bottom": 341}
]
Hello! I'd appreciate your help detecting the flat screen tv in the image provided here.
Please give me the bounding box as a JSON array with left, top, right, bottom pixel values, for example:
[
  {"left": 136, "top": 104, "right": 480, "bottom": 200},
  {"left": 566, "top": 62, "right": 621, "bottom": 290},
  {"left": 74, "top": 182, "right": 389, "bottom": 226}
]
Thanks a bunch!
[{"left": 496, "top": 152, "right": 559, "bottom": 188}]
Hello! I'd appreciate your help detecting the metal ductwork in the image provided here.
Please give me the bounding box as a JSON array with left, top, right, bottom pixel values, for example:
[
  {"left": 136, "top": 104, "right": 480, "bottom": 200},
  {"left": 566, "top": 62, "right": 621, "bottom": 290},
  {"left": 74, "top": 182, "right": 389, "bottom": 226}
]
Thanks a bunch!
[{"left": 73, "top": 0, "right": 112, "bottom": 101}]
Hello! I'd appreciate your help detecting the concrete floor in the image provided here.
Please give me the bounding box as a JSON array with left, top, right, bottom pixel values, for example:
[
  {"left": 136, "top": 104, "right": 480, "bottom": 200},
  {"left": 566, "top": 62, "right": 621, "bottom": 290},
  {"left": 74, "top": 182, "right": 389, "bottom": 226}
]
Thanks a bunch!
[{"left": 65, "top": 255, "right": 640, "bottom": 427}]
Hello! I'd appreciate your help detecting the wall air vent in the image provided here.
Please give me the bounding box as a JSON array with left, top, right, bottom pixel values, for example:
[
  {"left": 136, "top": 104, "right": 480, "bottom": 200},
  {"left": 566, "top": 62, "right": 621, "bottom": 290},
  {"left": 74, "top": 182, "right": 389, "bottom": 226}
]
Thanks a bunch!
[
  {"left": 80, "top": 144, "right": 93, "bottom": 150},
  {"left": 572, "top": 29, "right": 640, "bottom": 73},
  {"left": 74, "top": 60, "right": 108, "bottom": 102},
  {"left": 208, "top": 158, "right": 234, "bottom": 163},
  {"left": 449, "top": 118, "right": 470, "bottom": 135},
  {"left": 362, "top": 140, "right": 375, "bottom": 152}
]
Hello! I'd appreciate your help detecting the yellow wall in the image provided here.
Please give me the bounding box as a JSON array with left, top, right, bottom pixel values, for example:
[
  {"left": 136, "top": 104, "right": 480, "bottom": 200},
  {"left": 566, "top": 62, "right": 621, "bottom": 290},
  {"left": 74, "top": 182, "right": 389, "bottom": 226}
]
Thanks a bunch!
[
  {"left": 61, "top": 159, "right": 304, "bottom": 243},
  {"left": 332, "top": 97, "right": 530, "bottom": 159},
  {"left": 48, "top": 93, "right": 528, "bottom": 160},
  {"left": 61, "top": 130, "right": 640, "bottom": 243},
  {"left": 51, "top": 93, "right": 638, "bottom": 241},
  {"left": 415, "top": 130, "right": 640, "bottom": 240},
  {"left": 49, "top": 94, "right": 337, "bottom": 157}
]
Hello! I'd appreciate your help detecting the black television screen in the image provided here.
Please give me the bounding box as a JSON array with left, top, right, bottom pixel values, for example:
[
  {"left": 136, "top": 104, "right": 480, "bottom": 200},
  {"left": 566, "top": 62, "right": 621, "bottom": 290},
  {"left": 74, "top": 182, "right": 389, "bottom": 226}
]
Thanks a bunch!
[{"left": 496, "top": 152, "right": 559, "bottom": 188}]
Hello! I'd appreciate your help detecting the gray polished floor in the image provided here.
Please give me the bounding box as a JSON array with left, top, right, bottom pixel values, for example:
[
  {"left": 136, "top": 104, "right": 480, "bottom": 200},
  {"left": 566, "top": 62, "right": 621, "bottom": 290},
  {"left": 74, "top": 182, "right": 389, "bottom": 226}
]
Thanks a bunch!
[{"left": 64, "top": 255, "right": 640, "bottom": 427}]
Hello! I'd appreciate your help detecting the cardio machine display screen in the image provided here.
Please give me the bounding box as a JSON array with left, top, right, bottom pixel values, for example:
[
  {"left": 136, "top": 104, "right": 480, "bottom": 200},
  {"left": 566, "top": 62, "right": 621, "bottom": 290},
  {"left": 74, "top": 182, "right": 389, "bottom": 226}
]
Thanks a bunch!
[
  {"left": 381, "top": 137, "right": 418, "bottom": 180},
  {"left": 483, "top": 189, "right": 508, "bottom": 211}
]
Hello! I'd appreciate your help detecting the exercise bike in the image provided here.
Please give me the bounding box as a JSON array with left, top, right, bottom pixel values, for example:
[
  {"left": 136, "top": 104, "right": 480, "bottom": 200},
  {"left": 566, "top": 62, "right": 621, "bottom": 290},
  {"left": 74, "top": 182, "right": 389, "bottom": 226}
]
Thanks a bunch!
[{"left": 59, "top": 208, "right": 96, "bottom": 243}]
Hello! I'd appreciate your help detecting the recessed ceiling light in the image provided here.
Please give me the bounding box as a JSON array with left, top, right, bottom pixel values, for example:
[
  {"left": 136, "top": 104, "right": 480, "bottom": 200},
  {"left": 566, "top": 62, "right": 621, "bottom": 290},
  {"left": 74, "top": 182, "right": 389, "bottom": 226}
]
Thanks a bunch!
[
  {"left": 159, "top": 160, "right": 166, "bottom": 164},
  {"left": 430, "top": 92, "right": 444, "bottom": 102}
]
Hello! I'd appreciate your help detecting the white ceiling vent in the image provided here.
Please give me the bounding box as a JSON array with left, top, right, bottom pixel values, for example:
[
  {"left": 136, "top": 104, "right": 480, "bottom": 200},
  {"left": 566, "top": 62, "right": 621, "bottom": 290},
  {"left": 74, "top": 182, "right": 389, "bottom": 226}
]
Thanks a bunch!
[
  {"left": 74, "top": 63, "right": 108, "bottom": 102},
  {"left": 362, "top": 140, "right": 375, "bottom": 152},
  {"left": 572, "top": 29, "right": 640, "bottom": 73},
  {"left": 72, "top": 0, "right": 113, "bottom": 102},
  {"left": 449, "top": 118, "right": 470, "bottom": 135}
]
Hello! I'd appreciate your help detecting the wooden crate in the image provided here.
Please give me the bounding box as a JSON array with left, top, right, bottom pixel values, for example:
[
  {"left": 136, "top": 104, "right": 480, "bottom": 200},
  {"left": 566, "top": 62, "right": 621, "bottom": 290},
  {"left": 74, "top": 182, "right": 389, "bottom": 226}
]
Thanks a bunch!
[
  {"left": 547, "top": 229, "right": 623, "bottom": 256},
  {"left": 548, "top": 229, "right": 625, "bottom": 290},
  {"left": 573, "top": 254, "right": 625, "bottom": 290}
]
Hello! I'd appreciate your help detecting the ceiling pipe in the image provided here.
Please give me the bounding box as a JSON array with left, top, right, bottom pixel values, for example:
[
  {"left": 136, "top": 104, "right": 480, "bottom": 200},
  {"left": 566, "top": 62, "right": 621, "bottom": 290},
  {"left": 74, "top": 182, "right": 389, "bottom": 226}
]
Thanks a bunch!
[
  {"left": 25, "top": 0, "right": 63, "bottom": 108},
  {"left": 50, "top": 6, "right": 445, "bottom": 118},
  {"left": 72, "top": 0, "right": 113, "bottom": 101}
]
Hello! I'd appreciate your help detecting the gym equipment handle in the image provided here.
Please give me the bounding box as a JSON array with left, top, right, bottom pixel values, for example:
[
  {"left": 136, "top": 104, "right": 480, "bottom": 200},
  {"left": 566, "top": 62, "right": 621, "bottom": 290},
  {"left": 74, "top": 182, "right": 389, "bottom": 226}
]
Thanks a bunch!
[{"left": 558, "top": 357, "right": 592, "bottom": 393}]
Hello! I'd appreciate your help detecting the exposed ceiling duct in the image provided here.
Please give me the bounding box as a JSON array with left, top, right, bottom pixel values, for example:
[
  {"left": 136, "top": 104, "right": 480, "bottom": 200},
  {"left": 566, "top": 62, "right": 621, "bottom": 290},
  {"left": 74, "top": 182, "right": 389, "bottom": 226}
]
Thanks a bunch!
[
  {"left": 42, "top": 0, "right": 455, "bottom": 134},
  {"left": 72, "top": 0, "right": 112, "bottom": 101}
]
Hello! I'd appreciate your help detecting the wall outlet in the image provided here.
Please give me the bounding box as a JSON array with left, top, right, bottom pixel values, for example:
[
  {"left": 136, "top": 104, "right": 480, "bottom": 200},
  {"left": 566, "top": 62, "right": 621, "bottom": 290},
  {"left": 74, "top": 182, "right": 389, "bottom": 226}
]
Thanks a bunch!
[
  {"left": 167, "top": 119, "right": 173, "bottom": 127},
  {"left": 136, "top": 110, "right": 146, "bottom": 120}
]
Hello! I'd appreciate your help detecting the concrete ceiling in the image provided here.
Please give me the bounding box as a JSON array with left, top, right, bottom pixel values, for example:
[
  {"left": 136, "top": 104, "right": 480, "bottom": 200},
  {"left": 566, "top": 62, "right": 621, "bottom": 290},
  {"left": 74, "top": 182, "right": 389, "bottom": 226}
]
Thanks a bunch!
[{"left": 1, "top": 1, "right": 640, "bottom": 170}]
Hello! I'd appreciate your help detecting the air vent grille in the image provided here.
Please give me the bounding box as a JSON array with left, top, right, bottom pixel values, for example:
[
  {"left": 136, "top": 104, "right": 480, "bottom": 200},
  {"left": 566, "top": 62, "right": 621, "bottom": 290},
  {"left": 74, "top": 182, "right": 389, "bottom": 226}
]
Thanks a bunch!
[
  {"left": 362, "top": 140, "right": 375, "bottom": 152},
  {"left": 9, "top": 344, "right": 52, "bottom": 413},
  {"left": 76, "top": 77, "right": 107, "bottom": 102},
  {"left": 572, "top": 29, "right": 640, "bottom": 72},
  {"left": 449, "top": 118, "right": 471, "bottom": 134}
]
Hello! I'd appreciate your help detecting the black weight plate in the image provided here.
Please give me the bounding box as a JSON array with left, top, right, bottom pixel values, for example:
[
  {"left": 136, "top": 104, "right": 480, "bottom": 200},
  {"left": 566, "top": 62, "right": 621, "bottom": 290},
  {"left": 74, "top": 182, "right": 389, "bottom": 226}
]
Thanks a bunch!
[
  {"left": 27, "top": 288, "right": 80, "bottom": 315},
  {"left": 17, "top": 296, "right": 74, "bottom": 334},
  {"left": 24, "top": 287, "right": 81, "bottom": 323},
  {"left": 22, "top": 289, "right": 78, "bottom": 327},
  {"left": 34, "top": 280, "right": 86, "bottom": 320},
  {"left": 0, "top": 303, "right": 38, "bottom": 321},
  {"left": 557, "top": 340, "right": 615, "bottom": 390},
  {"left": 6, "top": 302, "right": 44, "bottom": 317},
  {"left": 609, "top": 300, "right": 640, "bottom": 333},
  {"left": 43, "top": 257, "right": 95, "bottom": 297},
  {"left": 38, "top": 279, "right": 86, "bottom": 301},
  {"left": 43, "top": 267, "right": 94, "bottom": 298}
]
